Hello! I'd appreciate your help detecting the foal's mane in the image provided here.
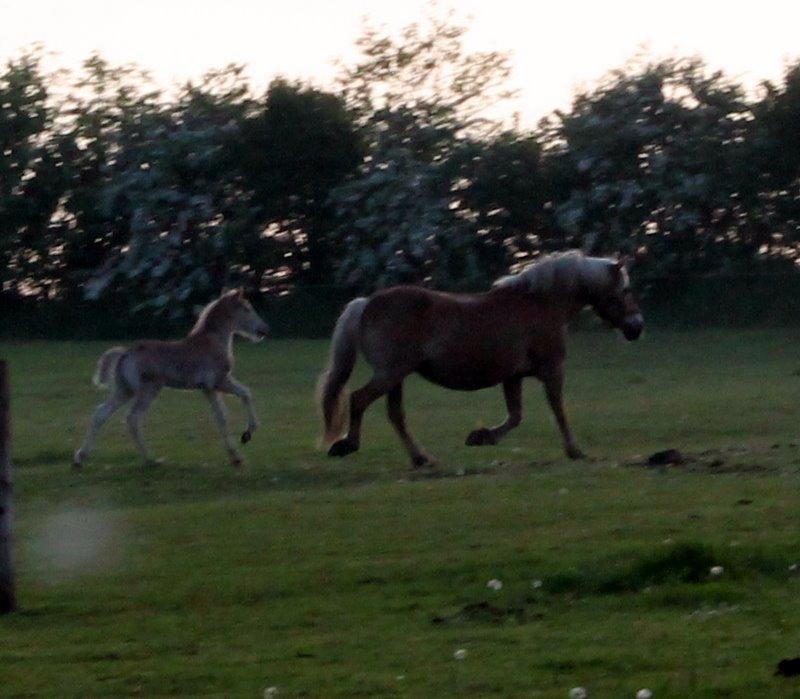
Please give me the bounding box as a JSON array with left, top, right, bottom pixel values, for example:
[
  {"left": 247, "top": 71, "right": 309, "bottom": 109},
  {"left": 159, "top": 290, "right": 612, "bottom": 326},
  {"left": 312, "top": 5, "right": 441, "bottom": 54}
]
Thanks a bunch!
[
  {"left": 190, "top": 294, "right": 234, "bottom": 335},
  {"left": 492, "top": 250, "right": 617, "bottom": 298}
]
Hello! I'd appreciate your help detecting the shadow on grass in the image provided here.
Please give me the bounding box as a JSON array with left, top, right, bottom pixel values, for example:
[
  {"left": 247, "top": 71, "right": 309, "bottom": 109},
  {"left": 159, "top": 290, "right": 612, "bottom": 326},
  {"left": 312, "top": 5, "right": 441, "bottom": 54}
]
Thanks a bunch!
[{"left": 545, "top": 542, "right": 791, "bottom": 597}]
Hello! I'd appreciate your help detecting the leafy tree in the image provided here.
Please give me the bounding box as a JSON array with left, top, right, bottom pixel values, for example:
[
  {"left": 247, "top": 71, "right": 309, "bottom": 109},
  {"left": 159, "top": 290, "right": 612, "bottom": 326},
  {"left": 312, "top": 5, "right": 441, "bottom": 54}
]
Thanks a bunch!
[
  {"left": 748, "top": 61, "right": 800, "bottom": 264},
  {"left": 541, "top": 57, "right": 755, "bottom": 273},
  {"left": 0, "top": 51, "right": 67, "bottom": 298},
  {"left": 235, "top": 79, "right": 362, "bottom": 285},
  {"left": 328, "top": 13, "right": 516, "bottom": 291}
]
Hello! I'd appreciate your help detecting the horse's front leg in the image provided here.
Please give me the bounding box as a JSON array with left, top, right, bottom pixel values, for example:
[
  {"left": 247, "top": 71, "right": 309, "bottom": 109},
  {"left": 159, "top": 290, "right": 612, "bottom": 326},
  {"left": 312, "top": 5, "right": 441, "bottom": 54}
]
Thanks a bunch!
[
  {"left": 540, "top": 362, "right": 584, "bottom": 459},
  {"left": 466, "top": 377, "right": 523, "bottom": 447},
  {"left": 203, "top": 389, "right": 244, "bottom": 467},
  {"left": 218, "top": 376, "right": 258, "bottom": 444}
]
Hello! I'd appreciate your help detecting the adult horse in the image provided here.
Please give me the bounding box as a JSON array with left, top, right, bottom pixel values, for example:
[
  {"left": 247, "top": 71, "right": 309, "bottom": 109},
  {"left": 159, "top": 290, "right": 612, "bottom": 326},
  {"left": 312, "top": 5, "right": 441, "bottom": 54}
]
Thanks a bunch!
[
  {"left": 318, "top": 251, "right": 643, "bottom": 467},
  {"left": 73, "top": 288, "right": 270, "bottom": 469}
]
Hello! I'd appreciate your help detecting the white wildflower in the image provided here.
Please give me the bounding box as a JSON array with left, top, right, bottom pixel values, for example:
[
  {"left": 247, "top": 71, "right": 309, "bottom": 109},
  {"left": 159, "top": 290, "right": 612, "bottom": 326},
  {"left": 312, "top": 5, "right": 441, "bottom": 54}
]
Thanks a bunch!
[
  {"left": 486, "top": 578, "right": 503, "bottom": 591},
  {"left": 709, "top": 565, "right": 724, "bottom": 577},
  {"left": 454, "top": 648, "right": 468, "bottom": 660},
  {"left": 569, "top": 687, "right": 588, "bottom": 699},
  {"left": 532, "top": 579, "right": 543, "bottom": 589},
  {"left": 636, "top": 690, "right": 653, "bottom": 699}
]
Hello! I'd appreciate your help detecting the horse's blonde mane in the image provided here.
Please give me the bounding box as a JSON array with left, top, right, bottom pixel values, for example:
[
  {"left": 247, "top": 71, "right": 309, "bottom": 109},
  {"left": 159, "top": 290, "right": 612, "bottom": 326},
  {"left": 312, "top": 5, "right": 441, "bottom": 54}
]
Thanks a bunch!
[{"left": 492, "top": 250, "right": 618, "bottom": 298}]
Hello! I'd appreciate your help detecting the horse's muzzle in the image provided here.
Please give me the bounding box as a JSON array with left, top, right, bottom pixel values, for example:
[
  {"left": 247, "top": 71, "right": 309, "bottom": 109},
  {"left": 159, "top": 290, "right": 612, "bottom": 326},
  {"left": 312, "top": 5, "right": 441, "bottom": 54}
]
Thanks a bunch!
[{"left": 621, "top": 313, "right": 644, "bottom": 341}]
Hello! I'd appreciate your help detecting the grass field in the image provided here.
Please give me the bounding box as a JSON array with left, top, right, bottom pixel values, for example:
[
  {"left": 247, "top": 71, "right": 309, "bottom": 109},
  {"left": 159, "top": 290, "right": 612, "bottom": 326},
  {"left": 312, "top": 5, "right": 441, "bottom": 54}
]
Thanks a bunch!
[{"left": 2, "top": 329, "right": 800, "bottom": 697}]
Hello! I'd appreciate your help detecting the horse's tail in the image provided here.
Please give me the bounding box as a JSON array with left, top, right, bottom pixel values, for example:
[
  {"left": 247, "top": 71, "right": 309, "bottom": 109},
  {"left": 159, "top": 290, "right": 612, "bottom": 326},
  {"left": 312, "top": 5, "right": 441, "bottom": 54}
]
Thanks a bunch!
[
  {"left": 316, "top": 297, "right": 368, "bottom": 447},
  {"left": 92, "top": 347, "right": 127, "bottom": 389}
]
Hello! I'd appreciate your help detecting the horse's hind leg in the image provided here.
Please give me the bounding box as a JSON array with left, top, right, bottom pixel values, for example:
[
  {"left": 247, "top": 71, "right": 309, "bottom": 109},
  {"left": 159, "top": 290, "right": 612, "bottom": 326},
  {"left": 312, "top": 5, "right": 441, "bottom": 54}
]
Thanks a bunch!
[
  {"left": 466, "top": 377, "right": 523, "bottom": 447},
  {"left": 126, "top": 383, "right": 161, "bottom": 464},
  {"left": 386, "top": 383, "right": 435, "bottom": 468},
  {"left": 73, "top": 387, "right": 132, "bottom": 468},
  {"left": 328, "top": 372, "right": 404, "bottom": 457},
  {"left": 204, "top": 389, "right": 244, "bottom": 467}
]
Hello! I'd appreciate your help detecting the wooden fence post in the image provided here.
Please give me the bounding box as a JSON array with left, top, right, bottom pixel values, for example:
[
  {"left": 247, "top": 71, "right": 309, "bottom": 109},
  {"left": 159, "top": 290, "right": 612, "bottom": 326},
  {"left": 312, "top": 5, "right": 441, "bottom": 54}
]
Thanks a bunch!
[{"left": 0, "top": 360, "right": 16, "bottom": 614}]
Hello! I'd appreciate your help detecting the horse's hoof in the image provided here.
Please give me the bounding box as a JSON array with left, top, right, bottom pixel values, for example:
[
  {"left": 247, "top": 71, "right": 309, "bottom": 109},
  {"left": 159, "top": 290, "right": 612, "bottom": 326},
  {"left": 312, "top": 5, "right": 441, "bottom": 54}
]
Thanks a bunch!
[
  {"left": 71, "top": 460, "right": 83, "bottom": 470},
  {"left": 411, "top": 454, "right": 436, "bottom": 469},
  {"left": 231, "top": 455, "right": 245, "bottom": 468},
  {"left": 241, "top": 430, "right": 252, "bottom": 445},
  {"left": 328, "top": 438, "right": 358, "bottom": 458},
  {"left": 465, "top": 428, "right": 497, "bottom": 447},
  {"left": 566, "top": 446, "right": 586, "bottom": 460}
]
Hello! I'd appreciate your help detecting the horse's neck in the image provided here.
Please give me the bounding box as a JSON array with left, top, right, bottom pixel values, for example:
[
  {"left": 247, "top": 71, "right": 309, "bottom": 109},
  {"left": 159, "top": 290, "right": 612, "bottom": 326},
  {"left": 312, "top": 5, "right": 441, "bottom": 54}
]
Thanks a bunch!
[
  {"left": 191, "top": 323, "right": 235, "bottom": 353},
  {"left": 508, "top": 290, "right": 586, "bottom": 322}
]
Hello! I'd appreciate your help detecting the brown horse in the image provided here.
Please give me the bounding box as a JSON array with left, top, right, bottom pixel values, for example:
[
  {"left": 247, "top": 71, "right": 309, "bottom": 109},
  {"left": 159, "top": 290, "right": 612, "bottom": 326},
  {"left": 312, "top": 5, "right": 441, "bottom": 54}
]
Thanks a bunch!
[
  {"left": 318, "top": 251, "right": 643, "bottom": 467},
  {"left": 74, "top": 288, "right": 269, "bottom": 468}
]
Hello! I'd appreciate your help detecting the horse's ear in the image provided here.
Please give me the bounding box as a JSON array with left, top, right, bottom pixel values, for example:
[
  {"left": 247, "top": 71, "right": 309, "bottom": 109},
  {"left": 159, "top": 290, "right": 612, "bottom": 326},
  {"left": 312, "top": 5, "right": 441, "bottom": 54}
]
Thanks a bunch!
[
  {"left": 236, "top": 287, "right": 245, "bottom": 299},
  {"left": 633, "top": 246, "right": 648, "bottom": 264}
]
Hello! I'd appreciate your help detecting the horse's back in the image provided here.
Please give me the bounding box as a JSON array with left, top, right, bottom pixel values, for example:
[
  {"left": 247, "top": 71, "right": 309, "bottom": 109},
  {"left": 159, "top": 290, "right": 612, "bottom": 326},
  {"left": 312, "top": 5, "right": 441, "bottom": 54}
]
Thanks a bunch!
[
  {"left": 124, "top": 336, "right": 231, "bottom": 390},
  {"left": 359, "top": 285, "right": 543, "bottom": 388}
]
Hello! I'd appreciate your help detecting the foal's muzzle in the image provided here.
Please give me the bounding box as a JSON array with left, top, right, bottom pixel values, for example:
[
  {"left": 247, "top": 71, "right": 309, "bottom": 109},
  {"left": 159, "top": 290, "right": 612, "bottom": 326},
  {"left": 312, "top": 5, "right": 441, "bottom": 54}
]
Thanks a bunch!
[{"left": 621, "top": 313, "right": 644, "bottom": 341}]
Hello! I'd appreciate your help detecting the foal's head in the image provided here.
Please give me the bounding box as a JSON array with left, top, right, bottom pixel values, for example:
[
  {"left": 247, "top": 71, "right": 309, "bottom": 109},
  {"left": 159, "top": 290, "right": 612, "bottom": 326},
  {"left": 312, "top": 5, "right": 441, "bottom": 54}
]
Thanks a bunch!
[
  {"left": 209, "top": 288, "right": 270, "bottom": 341},
  {"left": 589, "top": 258, "right": 644, "bottom": 341}
]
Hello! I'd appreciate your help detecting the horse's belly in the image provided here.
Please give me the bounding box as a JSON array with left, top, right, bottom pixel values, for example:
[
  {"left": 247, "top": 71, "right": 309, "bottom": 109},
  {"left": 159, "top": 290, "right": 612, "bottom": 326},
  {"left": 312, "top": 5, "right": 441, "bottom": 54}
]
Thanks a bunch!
[{"left": 416, "top": 360, "right": 504, "bottom": 391}]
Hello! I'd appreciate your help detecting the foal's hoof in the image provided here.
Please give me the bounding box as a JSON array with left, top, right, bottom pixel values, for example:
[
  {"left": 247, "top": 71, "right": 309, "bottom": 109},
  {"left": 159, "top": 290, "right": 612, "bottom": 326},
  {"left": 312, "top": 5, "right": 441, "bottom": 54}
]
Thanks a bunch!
[
  {"left": 566, "top": 446, "right": 586, "bottom": 460},
  {"left": 465, "top": 428, "right": 498, "bottom": 447},
  {"left": 71, "top": 460, "right": 83, "bottom": 471},
  {"left": 231, "top": 455, "right": 246, "bottom": 468},
  {"left": 328, "top": 438, "right": 358, "bottom": 458},
  {"left": 241, "top": 430, "right": 252, "bottom": 445},
  {"left": 411, "top": 453, "right": 436, "bottom": 469}
]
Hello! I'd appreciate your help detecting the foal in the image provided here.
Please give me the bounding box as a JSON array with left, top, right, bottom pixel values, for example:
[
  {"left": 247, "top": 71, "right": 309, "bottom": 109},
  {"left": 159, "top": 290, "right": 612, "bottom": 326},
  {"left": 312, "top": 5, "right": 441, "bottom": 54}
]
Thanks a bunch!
[
  {"left": 318, "top": 251, "right": 644, "bottom": 467},
  {"left": 73, "top": 288, "right": 269, "bottom": 468}
]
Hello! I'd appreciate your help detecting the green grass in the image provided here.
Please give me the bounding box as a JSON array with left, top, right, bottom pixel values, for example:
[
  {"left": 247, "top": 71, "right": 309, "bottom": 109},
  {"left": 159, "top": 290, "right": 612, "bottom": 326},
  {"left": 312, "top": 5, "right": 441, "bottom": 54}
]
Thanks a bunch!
[{"left": 2, "top": 329, "right": 800, "bottom": 697}]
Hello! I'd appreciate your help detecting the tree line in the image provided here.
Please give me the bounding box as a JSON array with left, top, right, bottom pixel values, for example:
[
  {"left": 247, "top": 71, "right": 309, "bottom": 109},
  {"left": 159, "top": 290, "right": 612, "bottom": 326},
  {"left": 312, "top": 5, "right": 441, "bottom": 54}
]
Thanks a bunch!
[{"left": 1, "top": 15, "right": 799, "bottom": 320}]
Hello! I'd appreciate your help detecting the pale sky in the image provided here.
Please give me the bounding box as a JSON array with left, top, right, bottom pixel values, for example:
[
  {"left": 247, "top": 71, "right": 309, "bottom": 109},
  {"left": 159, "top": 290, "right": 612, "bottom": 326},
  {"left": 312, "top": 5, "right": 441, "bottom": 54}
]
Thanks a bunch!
[{"left": 2, "top": 0, "right": 799, "bottom": 125}]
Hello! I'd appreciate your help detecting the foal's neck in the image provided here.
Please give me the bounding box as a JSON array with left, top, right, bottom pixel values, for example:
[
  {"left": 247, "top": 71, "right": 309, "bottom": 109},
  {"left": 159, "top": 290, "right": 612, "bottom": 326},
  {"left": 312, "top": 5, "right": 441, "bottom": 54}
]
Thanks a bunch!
[{"left": 190, "top": 319, "right": 235, "bottom": 352}]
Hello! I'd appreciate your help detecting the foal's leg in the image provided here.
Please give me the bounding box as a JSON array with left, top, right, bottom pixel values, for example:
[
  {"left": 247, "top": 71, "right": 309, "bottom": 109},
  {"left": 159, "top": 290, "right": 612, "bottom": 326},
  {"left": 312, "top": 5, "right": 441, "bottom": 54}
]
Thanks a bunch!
[
  {"left": 466, "top": 377, "right": 523, "bottom": 446},
  {"left": 328, "top": 372, "right": 403, "bottom": 457},
  {"left": 218, "top": 376, "right": 258, "bottom": 444},
  {"left": 386, "top": 382, "right": 435, "bottom": 468},
  {"left": 204, "top": 390, "right": 244, "bottom": 467},
  {"left": 126, "top": 383, "right": 161, "bottom": 464},
  {"left": 73, "top": 387, "right": 131, "bottom": 468},
  {"left": 541, "top": 363, "right": 584, "bottom": 459}
]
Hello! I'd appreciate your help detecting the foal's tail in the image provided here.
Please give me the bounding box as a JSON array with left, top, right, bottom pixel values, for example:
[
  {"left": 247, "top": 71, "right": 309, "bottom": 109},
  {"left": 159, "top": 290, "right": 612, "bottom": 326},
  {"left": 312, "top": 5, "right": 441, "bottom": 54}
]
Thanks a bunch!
[
  {"left": 92, "top": 347, "right": 127, "bottom": 389},
  {"left": 316, "top": 297, "right": 368, "bottom": 446}
]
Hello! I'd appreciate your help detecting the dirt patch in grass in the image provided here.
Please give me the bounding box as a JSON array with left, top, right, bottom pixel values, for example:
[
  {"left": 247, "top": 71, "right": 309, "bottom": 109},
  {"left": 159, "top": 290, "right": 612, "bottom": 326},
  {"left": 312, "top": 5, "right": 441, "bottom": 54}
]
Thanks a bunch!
[
  {"left": 431, "top": 600, "right": 543, "bottom": 626},
  {"left": 626, "top": 446, "right": 777, "bottom": 474}
]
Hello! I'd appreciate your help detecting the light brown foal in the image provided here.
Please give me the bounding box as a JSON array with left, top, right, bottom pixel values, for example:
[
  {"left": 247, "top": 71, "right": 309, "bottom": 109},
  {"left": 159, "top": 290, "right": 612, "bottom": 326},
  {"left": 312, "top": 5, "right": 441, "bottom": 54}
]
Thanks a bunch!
[
  {"left": 318, "top": 251, "right": 644, "bottom": 467},
  {"left": 74, "top": 288, "right": 269, "bottom": 468}
]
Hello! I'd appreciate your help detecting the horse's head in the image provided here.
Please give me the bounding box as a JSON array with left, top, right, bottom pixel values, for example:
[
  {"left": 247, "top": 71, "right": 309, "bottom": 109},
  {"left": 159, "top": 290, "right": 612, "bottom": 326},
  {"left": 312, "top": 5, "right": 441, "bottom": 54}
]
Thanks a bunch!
[
  {"left": 225, "top": 288, "right": 270, "bottom": 341},
  {"left": 589, "top": 257, "right": 644, "bottom": 341}
]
